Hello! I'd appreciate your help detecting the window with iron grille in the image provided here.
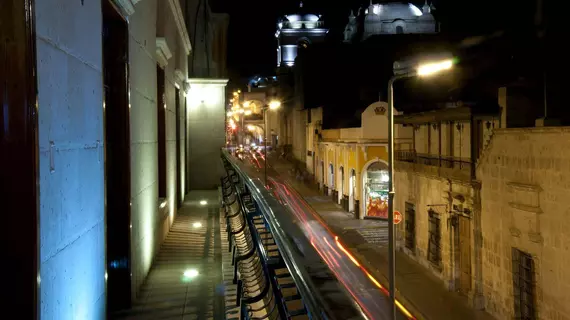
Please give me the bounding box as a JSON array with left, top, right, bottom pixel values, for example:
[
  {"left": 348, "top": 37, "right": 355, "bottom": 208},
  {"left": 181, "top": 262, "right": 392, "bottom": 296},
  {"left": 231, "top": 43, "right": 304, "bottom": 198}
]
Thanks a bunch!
[
  {"left": 512, "top": 248, "right": 536, "bottom": 320},
  {"left": 405, "top": 202, "right": 416, "bottom": 252},
  {"left": 427, "top": 210, "right": 441, "bottom": 265}
]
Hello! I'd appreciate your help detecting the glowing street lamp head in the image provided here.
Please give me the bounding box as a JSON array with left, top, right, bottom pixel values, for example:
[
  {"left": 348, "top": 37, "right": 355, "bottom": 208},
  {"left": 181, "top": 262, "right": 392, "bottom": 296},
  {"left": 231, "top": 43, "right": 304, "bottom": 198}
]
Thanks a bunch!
[
  {"left": 269, "top": 100, "right": 281, "bottom": 110},
  {"left": 416, "top": 59, "right": 453, "bottom": 77}
]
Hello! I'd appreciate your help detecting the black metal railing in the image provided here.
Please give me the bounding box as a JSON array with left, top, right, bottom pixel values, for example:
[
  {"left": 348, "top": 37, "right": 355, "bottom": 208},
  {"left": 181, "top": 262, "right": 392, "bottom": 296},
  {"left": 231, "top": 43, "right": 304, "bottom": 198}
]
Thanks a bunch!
[
  {"left": 220, "top": 150, "right": 366, "bottom": 320},
  {"left": 395, "top": 150, "right": 472, "bottom": 173}
]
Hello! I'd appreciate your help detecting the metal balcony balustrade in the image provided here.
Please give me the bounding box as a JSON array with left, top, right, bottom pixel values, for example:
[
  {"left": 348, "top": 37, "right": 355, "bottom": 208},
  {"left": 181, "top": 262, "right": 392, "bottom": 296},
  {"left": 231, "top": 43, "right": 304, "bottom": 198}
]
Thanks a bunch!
[
  {"left": 395, "top": 150, "right": 472, "bottom": 172},
  {"left": 220, "top": 150, "right": 367, "bottom": 320}
]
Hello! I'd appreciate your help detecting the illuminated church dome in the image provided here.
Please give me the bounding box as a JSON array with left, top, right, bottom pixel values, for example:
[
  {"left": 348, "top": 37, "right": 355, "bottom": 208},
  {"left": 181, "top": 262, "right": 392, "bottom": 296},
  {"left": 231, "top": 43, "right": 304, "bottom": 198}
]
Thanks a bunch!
[
  {"left": 279, "top": 1, "right": 323, "bottom": 30},
  {"left": 344, "top": 1, "right": 438, "bottom": 42},
  {"left": 275, "top": 1, "right": 328, "bottom": 67}
]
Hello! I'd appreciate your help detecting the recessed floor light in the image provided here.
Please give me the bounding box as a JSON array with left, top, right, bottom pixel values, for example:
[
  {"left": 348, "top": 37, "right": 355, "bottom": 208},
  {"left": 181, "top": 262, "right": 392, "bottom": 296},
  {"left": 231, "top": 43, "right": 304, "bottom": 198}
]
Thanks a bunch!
[
  {"left": 193, "top": 222, "right": 202, "bottom": 228},
  {"left": 183, "top": 269, "right": 199, "bottom": 279},
  {"left": 199, "top": 200, "right": 208, "bottom": 205}
]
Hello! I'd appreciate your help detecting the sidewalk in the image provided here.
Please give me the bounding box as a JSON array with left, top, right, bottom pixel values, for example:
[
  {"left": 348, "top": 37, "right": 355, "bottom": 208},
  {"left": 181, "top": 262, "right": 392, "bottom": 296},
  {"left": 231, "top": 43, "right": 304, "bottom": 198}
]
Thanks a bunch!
[{"left": 269, "top": 156, "right": 495, "bottom": 320}]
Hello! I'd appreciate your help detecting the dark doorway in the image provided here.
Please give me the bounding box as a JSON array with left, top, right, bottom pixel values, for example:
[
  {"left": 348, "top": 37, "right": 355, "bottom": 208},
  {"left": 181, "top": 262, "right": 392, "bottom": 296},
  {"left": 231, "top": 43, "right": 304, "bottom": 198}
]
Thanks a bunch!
[
  {"left": 457, "top": 215, "right": 472, "bottom": 295},
  {"left": 1, "top": 0, "right": 39, "bottom": 316},
  {"left": 175, "top": 88, "right": 182, "bottom": 207},
  {"left": 103, "top": 0, "right": 131, "bottom": 313},
  {"left": 405, "top": 202, "right": 416, "bottom": 253},
  {"left": 157, "top": 66, "right": 166, "bottom": 199},
  {"left": 184, "top": 99, "right": 189, "bottom": 195}
]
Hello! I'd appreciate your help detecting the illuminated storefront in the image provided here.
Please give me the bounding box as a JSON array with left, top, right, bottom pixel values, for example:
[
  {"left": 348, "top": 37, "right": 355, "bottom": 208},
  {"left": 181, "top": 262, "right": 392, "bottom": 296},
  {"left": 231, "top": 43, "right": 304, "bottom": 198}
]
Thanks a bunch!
[{"left": 364, "top": 161, "right": 389, "bottom": 219}]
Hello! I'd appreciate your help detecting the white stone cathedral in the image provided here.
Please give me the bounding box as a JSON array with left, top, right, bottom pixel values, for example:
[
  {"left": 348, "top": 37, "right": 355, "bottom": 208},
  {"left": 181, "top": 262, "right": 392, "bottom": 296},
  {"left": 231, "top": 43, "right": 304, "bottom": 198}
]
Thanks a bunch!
[{"left": 344, "top": 1, "right": 438, "bottom": 42}]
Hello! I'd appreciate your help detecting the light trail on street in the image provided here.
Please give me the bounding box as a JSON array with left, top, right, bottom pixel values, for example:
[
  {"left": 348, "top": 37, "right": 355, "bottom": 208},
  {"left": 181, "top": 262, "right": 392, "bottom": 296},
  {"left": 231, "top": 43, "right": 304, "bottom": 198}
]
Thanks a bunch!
[{"left": 237, "top": 149, "right": 414, "bottom": 320}]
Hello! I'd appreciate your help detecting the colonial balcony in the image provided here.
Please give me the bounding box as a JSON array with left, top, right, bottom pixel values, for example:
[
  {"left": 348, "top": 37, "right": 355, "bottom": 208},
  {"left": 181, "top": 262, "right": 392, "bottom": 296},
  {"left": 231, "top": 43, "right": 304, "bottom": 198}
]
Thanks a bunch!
[{"left": 395, "top": 150, "right": 473, "bottom": 181}]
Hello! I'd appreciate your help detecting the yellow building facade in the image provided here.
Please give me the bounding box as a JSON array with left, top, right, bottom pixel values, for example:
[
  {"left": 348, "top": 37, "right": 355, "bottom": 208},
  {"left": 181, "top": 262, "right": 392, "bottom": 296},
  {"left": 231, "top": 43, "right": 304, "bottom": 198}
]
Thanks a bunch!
[{"left": 307, "top": 102, "right": 412, "bottom": 219}]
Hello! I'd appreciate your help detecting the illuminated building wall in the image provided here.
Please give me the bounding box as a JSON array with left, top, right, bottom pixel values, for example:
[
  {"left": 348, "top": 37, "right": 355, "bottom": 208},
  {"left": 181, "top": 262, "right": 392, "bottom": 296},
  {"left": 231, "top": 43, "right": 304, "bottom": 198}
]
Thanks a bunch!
[
  {"left": 275, "top": 7, "right": 328, "bottom": 68},
  {"left": 35, "top": 0, "right": 105, "bottom": 318},
  {"left": 128, "top": 0, "right": 191, "bottom": 300},
  {"left": 187, "top": 79, "right": 228, "bottom": 190},
  {"left": 35, "top": 0, "right": 191, "bottom": 318}
]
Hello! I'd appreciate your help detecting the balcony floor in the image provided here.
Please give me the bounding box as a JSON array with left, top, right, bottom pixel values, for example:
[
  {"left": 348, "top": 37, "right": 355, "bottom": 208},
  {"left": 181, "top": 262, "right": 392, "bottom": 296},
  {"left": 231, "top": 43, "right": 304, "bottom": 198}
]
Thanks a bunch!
[{"left": 113, "top": 191, "right": 225, "bottom": 320}]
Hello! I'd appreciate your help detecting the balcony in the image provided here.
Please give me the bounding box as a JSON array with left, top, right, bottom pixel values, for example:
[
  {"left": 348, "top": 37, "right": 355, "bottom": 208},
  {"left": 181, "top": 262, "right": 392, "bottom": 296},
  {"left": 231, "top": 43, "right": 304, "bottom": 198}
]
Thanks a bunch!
[{"left": 395, "top": 150, "right": 473, "bottom": 181}]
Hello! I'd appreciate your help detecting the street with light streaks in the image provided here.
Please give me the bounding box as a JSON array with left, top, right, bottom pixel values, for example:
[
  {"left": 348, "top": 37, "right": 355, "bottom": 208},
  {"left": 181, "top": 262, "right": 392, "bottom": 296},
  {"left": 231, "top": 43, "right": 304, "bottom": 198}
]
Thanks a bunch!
[{"left": 237, "top": 149, "right": 413, "bottom": 320}]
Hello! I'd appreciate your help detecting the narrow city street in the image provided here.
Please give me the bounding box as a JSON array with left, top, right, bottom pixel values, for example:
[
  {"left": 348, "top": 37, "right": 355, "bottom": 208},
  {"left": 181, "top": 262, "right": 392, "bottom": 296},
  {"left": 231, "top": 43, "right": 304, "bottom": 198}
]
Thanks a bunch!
[{"left": 259, "top": 153, "right": 495, "bottom": 320}]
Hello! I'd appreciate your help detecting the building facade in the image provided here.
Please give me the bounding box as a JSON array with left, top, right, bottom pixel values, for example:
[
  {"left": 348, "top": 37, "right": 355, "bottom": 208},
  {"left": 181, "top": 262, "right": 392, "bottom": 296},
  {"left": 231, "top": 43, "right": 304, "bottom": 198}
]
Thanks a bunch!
[
  {"left": 2, "top": 0, "right": 228, "bottom": 317},
  {"left": 393, "top": 102, "right": 500, "bottom": 307},
  {"left": 308, "top": 102, "right": 413, "bottom": 219},
  {"left": 33, "top": 0, "right": 194, "bottom": 316},
  {"left": 186, "top": 0, "right": 229, "bottom": 189},
  {"left": 275, "top": 2, "right": 328, "bottom": 67},
  {"left": 344, "top": 1, "right": 438, "bottom": 42}
]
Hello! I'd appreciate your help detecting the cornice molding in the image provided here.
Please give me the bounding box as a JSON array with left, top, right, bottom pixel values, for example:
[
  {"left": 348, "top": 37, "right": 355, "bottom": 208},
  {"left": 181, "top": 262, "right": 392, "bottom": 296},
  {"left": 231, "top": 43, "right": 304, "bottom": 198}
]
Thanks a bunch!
[
  {"left": 188, "top": 78, "right": 229, "bottom": 87},
  {"left": 155, "top": 38, "right": 172, "bottom": 68},
  {"left": 112, "top": 0, "right": 142, "bottom": 16},
  {"left": 174, "top": 69, "right": 185, "bottom": 84},
  {"left": 167, "top": 0, "right": 192, "bottom": 55}
]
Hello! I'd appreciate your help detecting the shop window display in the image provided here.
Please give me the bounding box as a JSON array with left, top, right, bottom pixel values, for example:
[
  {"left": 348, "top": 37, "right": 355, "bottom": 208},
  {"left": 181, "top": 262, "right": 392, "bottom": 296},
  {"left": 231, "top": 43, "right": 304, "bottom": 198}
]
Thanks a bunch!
[{"left": 365, "top": 162, "right": 389, "bottom": 218}]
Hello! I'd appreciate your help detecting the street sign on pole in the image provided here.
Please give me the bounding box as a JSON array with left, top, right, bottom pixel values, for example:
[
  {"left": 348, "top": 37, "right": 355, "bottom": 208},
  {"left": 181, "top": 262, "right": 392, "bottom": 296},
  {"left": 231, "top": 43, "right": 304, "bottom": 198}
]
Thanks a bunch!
[{"left": 394, "top": 211, "right": 403, "bottom": 225}]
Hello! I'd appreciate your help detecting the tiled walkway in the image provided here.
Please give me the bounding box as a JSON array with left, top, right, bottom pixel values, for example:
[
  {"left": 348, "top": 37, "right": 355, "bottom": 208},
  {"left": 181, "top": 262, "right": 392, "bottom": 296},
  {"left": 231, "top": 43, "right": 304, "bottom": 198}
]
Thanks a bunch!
[
  {"left": 269, "top": 156, "right": 496, "bottom": 320},
  {"left": 113, "top": 191, "right": 224, "bottom": 320}
]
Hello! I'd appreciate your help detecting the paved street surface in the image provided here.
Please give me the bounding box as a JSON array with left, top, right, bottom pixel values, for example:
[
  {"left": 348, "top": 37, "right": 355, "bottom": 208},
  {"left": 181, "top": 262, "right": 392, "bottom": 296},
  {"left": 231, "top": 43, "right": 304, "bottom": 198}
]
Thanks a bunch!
[
  {"left": 113, "top": 191, "right": 225, "bottom": 320},
  {"left": 269, "top": 155, "right": 495, "bottom": 320}
]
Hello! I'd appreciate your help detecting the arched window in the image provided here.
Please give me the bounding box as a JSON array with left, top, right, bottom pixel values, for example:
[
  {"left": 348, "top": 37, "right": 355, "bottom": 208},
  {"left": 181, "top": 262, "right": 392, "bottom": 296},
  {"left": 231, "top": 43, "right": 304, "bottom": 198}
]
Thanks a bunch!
[{"left": 396, "top": 26, "right": 404, "bottom": 34}]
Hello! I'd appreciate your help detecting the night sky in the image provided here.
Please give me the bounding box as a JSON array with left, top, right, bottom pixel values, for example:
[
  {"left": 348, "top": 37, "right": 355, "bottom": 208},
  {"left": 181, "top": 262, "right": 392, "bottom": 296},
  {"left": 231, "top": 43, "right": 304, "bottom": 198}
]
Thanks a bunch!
[{"left": 210, "top": 0, "right": 533, "bottom": 79}]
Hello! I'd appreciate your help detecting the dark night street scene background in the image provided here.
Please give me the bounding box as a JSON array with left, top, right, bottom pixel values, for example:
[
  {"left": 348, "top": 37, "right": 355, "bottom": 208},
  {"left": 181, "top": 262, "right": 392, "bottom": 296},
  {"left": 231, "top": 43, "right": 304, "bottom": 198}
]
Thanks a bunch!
[{"left": 2, "top": 0, "right": 568, "bottom": 320}]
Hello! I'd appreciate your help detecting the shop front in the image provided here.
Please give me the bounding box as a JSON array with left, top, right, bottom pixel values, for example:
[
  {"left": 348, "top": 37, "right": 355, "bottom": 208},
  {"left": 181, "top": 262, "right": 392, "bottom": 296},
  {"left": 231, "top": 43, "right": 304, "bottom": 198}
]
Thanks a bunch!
[{"left": 364, "top": 161, "right": 389, "bottom": 219}]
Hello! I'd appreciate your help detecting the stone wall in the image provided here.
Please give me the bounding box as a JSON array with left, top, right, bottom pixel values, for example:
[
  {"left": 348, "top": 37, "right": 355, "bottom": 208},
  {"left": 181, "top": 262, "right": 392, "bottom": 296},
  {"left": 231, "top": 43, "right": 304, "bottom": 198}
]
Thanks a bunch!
[
  {"left": 395, "top": 162, "right": 480, "bottom": 300},
  {"left": 477, "top": 127, "right": 570, "bottom": 319},
  {"left": 35, "top": 0, "right": 191, "bottom": 316},
  {"left": 187, "top": 79, "right": 228, "bottom": 190},
  {"left": 129, "top": 0, "right": 190, "bottom": 299},
  {"left": 35, "top": 0, "right": 106, "bottom": 318}
]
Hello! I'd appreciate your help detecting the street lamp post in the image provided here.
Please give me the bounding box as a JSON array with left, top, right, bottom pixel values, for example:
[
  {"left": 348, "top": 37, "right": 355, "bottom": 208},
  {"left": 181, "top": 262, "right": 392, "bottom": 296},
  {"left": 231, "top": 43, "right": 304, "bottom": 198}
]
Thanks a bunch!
[
  {"left": 252, "top": 100, "right": 281, "bottom": 187},
  {"left": 263, "top": 107, "right": 269, "bottom": 186},
  {"left": 387, "top": 58, "right": 453, "bottom": 320}
]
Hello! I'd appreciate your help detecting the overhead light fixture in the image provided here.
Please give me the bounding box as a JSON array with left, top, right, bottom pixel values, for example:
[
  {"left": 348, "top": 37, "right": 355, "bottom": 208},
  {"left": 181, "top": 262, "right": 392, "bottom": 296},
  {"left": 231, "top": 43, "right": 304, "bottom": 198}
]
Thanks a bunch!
[
  {"left": 193, "top": 222, "right": 202, "bottom": 228},
  {"left": 199, "top": 200, "right": 208, "bottom": 206}
]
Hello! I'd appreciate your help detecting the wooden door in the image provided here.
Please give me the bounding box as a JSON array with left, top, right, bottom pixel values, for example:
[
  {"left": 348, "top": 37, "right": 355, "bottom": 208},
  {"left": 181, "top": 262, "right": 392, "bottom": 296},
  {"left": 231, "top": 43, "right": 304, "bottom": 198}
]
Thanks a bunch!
[
  {"left": 103, "top": 0, "right": 132, "bottom": 312},
  {"left": 1, "top": 0, "right": 39, "bottom": 316},
  {"left": 458, "top": 216, "right": 472, "bottom": 295}
]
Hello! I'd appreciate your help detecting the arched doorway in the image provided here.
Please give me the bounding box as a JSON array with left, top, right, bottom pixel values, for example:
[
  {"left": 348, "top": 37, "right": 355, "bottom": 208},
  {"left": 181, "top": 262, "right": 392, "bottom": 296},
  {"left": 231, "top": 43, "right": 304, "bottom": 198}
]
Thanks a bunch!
[
  {"left": 338, "top": 166, "right": 344, "bottom": 204},
  {"left": 362, "top": 160, "right": 389, "bottom": 219},
  {"left": 328, "top": 163, "right": 334, "bottom": 196},
  {"left": 349, "top": 169, "right": 356, "bottom": 212}
]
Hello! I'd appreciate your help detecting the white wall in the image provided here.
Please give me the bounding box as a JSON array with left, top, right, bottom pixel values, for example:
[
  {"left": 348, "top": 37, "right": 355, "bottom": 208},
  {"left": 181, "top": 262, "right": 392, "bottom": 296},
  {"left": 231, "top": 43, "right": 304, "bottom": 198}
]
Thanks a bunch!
[
  {"left": 35, "top": 0, "right": 106, "bottom": 318},
  {"left": 129, "top": 0, "right": 189, "bottom": 298},
  {"left": 128, "top": 0, "right": 160, "bottom": 298},
  {"left": 187, "top": 79, "right": 228, "bottom": 190}
]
